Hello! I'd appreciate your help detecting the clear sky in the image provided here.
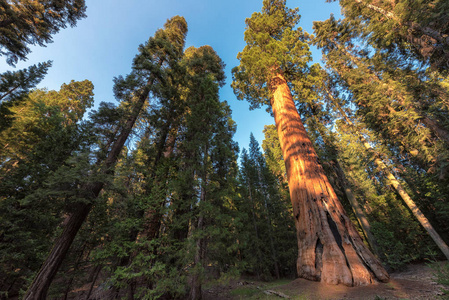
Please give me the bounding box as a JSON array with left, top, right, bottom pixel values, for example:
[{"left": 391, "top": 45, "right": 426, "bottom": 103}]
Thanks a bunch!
[{"left": 0, "top": 0, "right": 341, "bottom": 153}]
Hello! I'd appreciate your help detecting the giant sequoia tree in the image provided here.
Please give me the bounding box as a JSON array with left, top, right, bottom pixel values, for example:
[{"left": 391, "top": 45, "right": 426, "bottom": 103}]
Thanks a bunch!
[{"left": 232, "top": 0, "right": 388, "bottom": 285}]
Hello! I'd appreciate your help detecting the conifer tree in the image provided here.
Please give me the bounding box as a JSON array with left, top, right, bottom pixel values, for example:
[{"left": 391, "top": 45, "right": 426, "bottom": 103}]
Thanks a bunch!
[
  {"left": 335, "top": 118, "right": 436, "bottom": 269},
  {"left": 96, "top": 44, "right": 238, "bottom": 300},
  {"left": 0, "top": 61, "right": 51, "bottom": 131},
  {"left": 262, "top": 124, "right": 287, "bottom": 183},
  {"left": 171, "top": 45, "right": 236, "bottom": 300},
  {"left": 324, "top": 85, "right": 449, "bottom": 260},
  {"left": 314, "top": 16, "right": 449, "bottom": 260},
  {"left": 0, "top": 0, "right": 87, "bottom": 65},
  {"left": 232, "top": 0, "right": 388, "bottom": 285},
  {"left": 0, "top": 80, "right": 94, "bottom": 297},
  {"left": 313, "top": 16, "right": 449, "bottom": 171},
  {"left": 331, "top": 0, "right": 449, "bottom": 73},
  {"left": 238, "top": 133, "right": 296, "bottom": 279},
  {"left": 24, "top": 16, "right": 188, "bottom": 299}
]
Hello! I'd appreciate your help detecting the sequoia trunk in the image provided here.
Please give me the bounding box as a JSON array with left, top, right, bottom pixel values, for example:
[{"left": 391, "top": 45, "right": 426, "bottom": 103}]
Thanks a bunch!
[{"left": 269, "top": 72, "right": 389, "bottom": 286}]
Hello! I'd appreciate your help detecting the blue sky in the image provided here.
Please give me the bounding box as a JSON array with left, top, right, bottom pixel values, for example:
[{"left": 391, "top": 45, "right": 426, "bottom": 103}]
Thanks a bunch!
[{"left": 0, "top": 0, "right": 341, "bottom": 152}]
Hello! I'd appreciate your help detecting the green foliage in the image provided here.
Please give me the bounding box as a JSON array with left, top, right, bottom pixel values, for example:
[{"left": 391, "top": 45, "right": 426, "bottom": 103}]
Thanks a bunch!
[
  {"left": 314, "top": 11, "right": 449, "bottom": 265},
  {"left": 0, "top": 0, "right": 87, "bottom": 65},
  {"left": 0, "top": 80, "right": 95, "bottom": 297},
  {"left": 236, "top": 133, "right": 296, "bottom": 280},
  {"left": 262, "top": 124, "right": 286, "bottom": 182},
  {"left": 336, "top": 124, "right": 437, "bottom": 270},
  {"left": 88, "top": 38, "right": 242, "bottom": 299},
  {"left": 334, "top": 0, "right": 449, "bottom": 73},
  {"left": 232, "top": 0, "right": 311, "bottom": 110},
  {"left": 430, "top": 262, "right": 449, "bottom": 297},
  {"left": 0, "top": 61, "right": 51, "bottom": 131}
]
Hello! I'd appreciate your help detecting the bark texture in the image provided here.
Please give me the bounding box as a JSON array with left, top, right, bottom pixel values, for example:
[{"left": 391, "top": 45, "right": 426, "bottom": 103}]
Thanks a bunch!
[{"left": 269, "top": 72, "right": 389, "bottom": 286}]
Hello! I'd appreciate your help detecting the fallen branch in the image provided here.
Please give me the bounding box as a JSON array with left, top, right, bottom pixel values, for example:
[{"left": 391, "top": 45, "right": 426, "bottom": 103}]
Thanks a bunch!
[{"left": 263, "top": 289, "right": 291, "bottom": 299}]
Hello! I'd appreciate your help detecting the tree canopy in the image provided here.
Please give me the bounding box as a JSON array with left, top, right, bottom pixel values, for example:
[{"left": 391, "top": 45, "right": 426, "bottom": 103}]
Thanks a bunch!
[{"left": 1, "top": 0, "right": 449, "bottom": 298}]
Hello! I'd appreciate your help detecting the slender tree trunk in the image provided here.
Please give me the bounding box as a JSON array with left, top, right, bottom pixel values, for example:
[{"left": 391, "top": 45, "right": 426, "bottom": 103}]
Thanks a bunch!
[
  {"left": 333, "top": 42, "right": 449, "bottom": 146},
  {"left": 334, "top": 160, "right": 379, "bottom": 256},
  {"left": 138, "top": 127, "right": 178, "bottom": 241},
  {"left": 362, "top": 141, "right": 449, "bottom": 260},
  {"left": 333, "top": 96, "right": 449, "bottom": 260},
  {"left": 63, "top": 242, "right": 88, "bottom": 300},
  {"left": 263, "top": 193, "right": 280, "bottom": 279},
  {"left": 24, "top": 80, "right": 155, "bottom": 300},
  {"left": 85, "top": 265, "right": 102, "bottom": 300},
  {"left": 269, "top": 71, "right": 389, "bottom": 286},
  {"left": 189, "top": 167, "right": 208, "bottom": 300},
  {"left": 189, "top": 215, "right": 204, "bottom": 300},
  {"left": 24, "top": 201, "right": 95, "bottom": 300},
  {"left": 266, "top": 215, "right": 280, "bottom": 279},
  {"left": 248, "top": 182, "right": 263, "bottom": 279}
]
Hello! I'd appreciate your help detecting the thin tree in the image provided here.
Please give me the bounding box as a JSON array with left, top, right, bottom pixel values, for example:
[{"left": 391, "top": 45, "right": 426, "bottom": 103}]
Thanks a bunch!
[
  {"left": 325, "top": 87, "right": 449, "bottom": 260},
  {"left": 24, "top": 16, "right": 188, "bottom": 299}
]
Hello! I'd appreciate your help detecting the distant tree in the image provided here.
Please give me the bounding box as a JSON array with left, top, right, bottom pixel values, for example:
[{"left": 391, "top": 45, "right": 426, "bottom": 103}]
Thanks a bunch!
[
  {"left": 0, "top": 0, "right": 87, "bottom": 66},
  {"left": 0, "top": 61, "right": 51, "bottom": 131},
  {"left": 232, "top": 0, "right": 388, "bottom": 285},
  {"left": 238, "top": 133, "right": 296, "bottom": 280},
  {"left": 262, "top": 124, "right": 287, "bottom": 183}
]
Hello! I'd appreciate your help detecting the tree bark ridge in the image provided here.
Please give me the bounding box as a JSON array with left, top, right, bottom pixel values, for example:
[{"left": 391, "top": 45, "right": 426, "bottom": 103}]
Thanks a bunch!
[{"left": 269, "top": 71, "right": 389, "bottom": 286}]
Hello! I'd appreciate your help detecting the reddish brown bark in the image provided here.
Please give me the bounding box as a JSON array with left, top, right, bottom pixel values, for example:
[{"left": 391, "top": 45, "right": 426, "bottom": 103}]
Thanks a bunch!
[{"left": 269, "top": 72, "right": 389, "bottom": 286}]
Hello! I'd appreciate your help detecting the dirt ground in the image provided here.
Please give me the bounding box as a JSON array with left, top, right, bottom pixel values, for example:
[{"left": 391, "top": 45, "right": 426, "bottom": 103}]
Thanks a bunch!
[{"left": 203, "top": 262, "right": 448, "bottom": 300}]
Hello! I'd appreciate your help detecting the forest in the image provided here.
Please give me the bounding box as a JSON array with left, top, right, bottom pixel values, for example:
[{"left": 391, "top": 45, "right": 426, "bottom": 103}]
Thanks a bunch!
[{"left": 0, "top": 0, "right": 448, "bottom": 299}]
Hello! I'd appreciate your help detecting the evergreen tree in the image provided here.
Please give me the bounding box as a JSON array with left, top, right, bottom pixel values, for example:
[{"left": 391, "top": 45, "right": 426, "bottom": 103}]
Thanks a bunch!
[
  {"left": 335, "top": 118, "right": 438, "bottom": 269},
  {"left": 166, "top": 45, "right": 237, "bottom": 300},
  {"left": 331, "top": 0, "right": 449, "bottom": 73},
  {"left": 314, "top": 16, "right": 449, "bottom": 260},
  {"left": 313, "top": 16, "right": 449, "bottom": 177},
  {"left": 238, "top": 133, "right": 296, "bottom": 280},
  {"left": 262, "top": 124, "right": 287, "bottom": 183},
  {"left": 0, "top": 61, "right": 51, "bottom": 131},
  {"left": 93, "top": 44, "right": 239, "bottom": 300},
  {"left": 24, "top": 16, "right": 188, "bottom": 299},
  {"left": 0, "top": 80, "right": 94, "bottom": 298},
  {"left": 232, "top": 0, "right": 388, "bottom": 285},
  {"left": 325, "top": 84, "right": 449, "bottom": 260},
  {"left": 0, "top": 0, "right": 87, "bottom": 65}
]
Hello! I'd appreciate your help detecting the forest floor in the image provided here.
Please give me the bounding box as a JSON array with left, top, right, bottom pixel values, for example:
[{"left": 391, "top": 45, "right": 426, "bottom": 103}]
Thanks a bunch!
[{"left": 203, "top": 262, "right": 448, "bottom": 300}]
